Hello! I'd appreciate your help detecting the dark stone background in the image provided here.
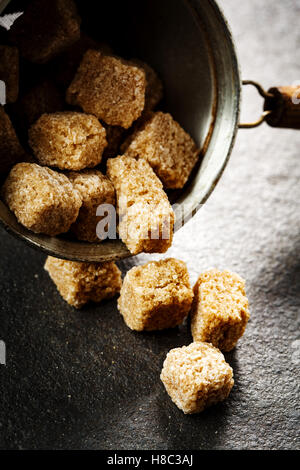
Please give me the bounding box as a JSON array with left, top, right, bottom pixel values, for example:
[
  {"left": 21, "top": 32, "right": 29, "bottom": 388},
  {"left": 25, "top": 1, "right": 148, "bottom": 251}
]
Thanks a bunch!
[{"left": 0, "top": 0, "right": 299, "bottom": 450}]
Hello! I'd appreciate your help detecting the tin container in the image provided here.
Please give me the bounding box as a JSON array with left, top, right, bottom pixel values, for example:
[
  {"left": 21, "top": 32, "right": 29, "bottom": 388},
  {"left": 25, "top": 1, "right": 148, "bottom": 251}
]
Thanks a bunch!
[{"left": 0, "top": 0, "right": 297, "bottom": 261}]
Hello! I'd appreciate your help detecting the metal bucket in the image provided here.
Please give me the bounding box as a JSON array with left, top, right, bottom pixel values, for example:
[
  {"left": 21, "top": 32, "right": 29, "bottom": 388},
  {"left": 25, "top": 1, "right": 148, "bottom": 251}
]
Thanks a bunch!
[{"left": 0, "top": 0, "right": 240, "bottom": 261}]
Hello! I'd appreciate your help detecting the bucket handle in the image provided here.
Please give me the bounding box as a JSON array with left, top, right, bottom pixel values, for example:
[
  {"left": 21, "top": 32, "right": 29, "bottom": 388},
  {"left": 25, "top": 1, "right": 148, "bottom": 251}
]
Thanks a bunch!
[{"left": 239, "top": 80, "right": 300, "bottom": 129}]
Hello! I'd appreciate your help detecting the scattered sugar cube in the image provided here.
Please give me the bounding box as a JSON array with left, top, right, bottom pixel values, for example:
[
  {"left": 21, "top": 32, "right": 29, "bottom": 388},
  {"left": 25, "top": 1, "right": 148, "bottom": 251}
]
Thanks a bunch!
[
  {"left": 68, "top": 169, "right": 115, "bottom": 242},
  {"left": 9, "top": 0, "right": 81, "bottom": 64},
  {"left": 0, "top": 45, "right": 19, "bottom": 103},
  {"left": 191, "top": 269, "right": 250, "bottom": 352},
  {"left": 122, "top": 112, "right": 199, "bottom": 189},
  {"left": 118, "top": 258, "right": 193, "bottom": 331},
  {"left": 1, "top": 163, "right": 82, "bottom": 236},
  {"left": 107, "top": 155, "right": 174, "bottom": 255},
  {"left": 0, "top": 106, "right": 24, "bottom": 174},
  {"left": 160, "top": 342, "right": 234, "bottom": 414},
  {"left": 66, "top": 50, "right": 146, "bottom": 128},
  {"left": 29, "top": 112, "right": 107, "bottom": 170},
  {"left": 44, "top": 257, "right": 122, "bottom": 308}
]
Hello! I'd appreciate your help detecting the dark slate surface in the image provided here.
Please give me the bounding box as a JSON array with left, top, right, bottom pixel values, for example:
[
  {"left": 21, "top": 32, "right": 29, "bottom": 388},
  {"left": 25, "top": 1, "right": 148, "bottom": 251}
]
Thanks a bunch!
[{"left": 0, "top": 0, "right": 299, "bottom": 450}]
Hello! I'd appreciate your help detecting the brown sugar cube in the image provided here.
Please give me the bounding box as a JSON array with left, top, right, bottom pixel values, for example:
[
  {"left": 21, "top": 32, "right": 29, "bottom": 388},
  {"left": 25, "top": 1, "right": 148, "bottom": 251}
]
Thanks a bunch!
[
  {"left": 130, "top": 59, "right": 163, "bottom": 112},
  {"left": 190, "top": 269, "right": 250, "bottom": 352},
  {"left": 106, "top": 155, "right": 174, "bottom": 255},
  {"left": 0, "top": 45, "right": 19, "bottom": 103},
  {"left": 1, "top": 163, "right": 82, "bottom": 236},
  {"left": 9, "top": 0, "right": 81, "bottom": 64},
  {"left": 122, "top": 112, "right": 199, "bottom": 189},
  {"left": 66, "top": 50, "right": 146, "bottom": 128},
  {"left": 68, "top": 169, "right": 115, "bottom": 242},
  {"left": 160, "top": 342, "right": 234, "bottom": 414},
  {"left": 0, "top": 106, "right": 25, "bottom": 174},
  {"left": 118, "top": 258, "right": 193, "bottom": 331},
  {"left": 29, "top": 112, "right": 107, "bottom": 170},
  {"left": 52, "top": 33, "right": 113, "bottom": 89},
  {"left": 12, "top": 80, "right": 64, "bottom": 131},
  {"left": 44, "top": 257, "right": 122, "bottom": 308}
]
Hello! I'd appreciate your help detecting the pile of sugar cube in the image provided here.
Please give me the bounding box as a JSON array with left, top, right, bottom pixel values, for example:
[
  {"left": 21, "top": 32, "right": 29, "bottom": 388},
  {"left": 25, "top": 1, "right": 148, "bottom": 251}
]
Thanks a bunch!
[
  {"left": 0, "top": 0, "right": 199, "bottom": 254},
  {"left": 0, "top": 0, "right": 250, "bottom": 414}
]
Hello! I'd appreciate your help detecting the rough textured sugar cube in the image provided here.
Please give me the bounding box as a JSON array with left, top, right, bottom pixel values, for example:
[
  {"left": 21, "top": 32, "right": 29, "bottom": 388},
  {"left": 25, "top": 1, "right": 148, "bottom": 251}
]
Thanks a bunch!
[
  {"left": 0, "top": 106, "right": 25, "bottom": 174},
  {"left": 160, "top": 342, "right": 234, "bottom": 414},
  {"left": 0, "top": 45, "right": 19, "bottom": 103},
  {"left": 123, "top": 112, "right": 199, "bottom": 189},
  {"left": 29, "top": 112, "right": 107, "bottom": 170},
  {"left": 68, "top": 169, "right": 115, "bottom": 242},
  {"left": 118, "top": 258, "right": 193, "bottom": 331},
  {"left": 190, "top": 269, "right": 250, "bottom": 352},
  {"left": 44, "top": 257, "right": 122, "bottom": 308},
  {"left": 1, "top": 163, "right": 82, "bottom": 236},
  {"left": 9, "top": 0, "right": 81, "bottom": 64},
  {"left": 66, "top": 50, "right": 146, "bottom": 128},
  {"left": 131, "top": 59, "right": 163, "bottom": 112},
  {"left": 107, "top": 155, "right": 174, "bottom": 255}
]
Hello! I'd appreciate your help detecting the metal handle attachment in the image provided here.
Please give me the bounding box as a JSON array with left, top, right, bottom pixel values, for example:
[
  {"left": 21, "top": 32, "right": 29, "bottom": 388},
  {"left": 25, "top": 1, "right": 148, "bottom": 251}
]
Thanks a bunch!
[
  {"left": 239, "top": 80, "right": 300, "bottom": 129},
  {"left": 239, "top": 80, "right": 274, "bottom": 129}
]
